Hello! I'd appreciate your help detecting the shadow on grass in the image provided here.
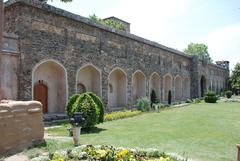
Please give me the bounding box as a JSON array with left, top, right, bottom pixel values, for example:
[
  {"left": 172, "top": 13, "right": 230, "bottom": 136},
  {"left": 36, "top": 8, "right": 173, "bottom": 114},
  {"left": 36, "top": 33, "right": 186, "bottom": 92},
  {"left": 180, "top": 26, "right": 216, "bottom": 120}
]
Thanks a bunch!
[{"left": 81, "top": 127, "right": 107, "bottom": 134}]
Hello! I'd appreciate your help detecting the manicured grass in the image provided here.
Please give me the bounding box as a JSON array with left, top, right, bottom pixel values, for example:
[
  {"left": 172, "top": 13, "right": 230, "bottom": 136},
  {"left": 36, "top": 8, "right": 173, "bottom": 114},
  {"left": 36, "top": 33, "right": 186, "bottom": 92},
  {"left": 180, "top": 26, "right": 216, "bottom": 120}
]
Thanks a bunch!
[{"left": 46, "top": 102, "right": 240, "bottom": 161}]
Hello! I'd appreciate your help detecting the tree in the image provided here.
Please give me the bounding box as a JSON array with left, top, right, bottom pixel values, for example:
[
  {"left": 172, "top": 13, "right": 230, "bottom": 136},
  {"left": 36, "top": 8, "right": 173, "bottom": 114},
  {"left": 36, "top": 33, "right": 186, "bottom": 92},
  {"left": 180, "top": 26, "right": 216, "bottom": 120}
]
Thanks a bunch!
[
  {"left": 150, "top": 89, "right": 157, "bottom": 107},
  {"left": 168, "top": 90, "right": 172, "bottom": 105},
  {"left": 41, "top": 0, "right": 73, "bottom": 2},
  {"left": 184, "top": 43, "right": 212, "bottom": 62},
  {"left": 89, "top": 14, "right": 125, "bottom": 31},
  {"left": 230, "top": 63, "right": 240, "bottom": 88}
]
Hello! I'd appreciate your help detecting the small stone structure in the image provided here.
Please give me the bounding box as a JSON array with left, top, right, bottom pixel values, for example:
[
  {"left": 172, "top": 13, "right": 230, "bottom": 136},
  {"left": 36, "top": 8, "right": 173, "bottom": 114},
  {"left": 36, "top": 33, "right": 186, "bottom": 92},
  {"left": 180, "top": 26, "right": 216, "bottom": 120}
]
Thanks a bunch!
[{"left": 0, "top": 100, "right": 44, "bottom": 156}]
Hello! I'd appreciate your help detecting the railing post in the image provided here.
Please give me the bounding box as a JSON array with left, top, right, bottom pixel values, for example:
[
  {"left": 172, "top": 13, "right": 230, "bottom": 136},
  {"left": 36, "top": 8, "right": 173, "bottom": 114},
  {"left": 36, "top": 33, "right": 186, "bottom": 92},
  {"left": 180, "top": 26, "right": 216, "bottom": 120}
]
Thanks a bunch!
[{"left": 237, "top": 144, "right": 240, "bottom": 161}]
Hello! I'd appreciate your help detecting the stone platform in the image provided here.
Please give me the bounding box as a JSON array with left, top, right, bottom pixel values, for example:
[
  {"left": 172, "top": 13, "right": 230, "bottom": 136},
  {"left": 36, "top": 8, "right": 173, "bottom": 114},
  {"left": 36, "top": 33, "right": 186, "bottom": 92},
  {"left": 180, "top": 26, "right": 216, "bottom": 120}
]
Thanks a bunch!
[{"left": 43, "top": 113, "right": 69, "bottom": 125}]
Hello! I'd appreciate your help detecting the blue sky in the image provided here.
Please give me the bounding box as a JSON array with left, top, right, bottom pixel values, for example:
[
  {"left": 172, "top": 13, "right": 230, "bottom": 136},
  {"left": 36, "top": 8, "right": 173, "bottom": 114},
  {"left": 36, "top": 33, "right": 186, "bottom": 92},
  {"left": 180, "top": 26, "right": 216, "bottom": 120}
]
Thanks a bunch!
[{"left": 47, "top": 0, "right": 240, "bottom": 70}]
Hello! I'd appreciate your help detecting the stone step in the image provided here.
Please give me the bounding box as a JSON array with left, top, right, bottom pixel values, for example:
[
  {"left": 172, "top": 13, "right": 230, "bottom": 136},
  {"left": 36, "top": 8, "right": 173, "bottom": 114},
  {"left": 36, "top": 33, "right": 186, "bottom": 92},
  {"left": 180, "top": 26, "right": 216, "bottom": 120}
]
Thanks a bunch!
[{"left": 43, "top": 113, "right": 69, "bottom": 126}]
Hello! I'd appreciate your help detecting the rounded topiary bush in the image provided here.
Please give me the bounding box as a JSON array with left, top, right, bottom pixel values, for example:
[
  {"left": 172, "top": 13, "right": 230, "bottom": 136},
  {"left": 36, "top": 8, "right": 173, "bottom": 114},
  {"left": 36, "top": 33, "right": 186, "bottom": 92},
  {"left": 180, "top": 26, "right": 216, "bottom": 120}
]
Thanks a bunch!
[
  {"left": 72, "top": 93, "right": 98, "bottom": 128},
  {"left": 66, "top": 94, "right": 80, "bottom": 117},
  {"left": 225, "top": 90, "right": 233, "bottom": 99},
  {"left": 204, "top": 91, "right": 217, "bottom": 103},
  {"left": 86, "top": 92, "right": 104, "bottom": 123}
]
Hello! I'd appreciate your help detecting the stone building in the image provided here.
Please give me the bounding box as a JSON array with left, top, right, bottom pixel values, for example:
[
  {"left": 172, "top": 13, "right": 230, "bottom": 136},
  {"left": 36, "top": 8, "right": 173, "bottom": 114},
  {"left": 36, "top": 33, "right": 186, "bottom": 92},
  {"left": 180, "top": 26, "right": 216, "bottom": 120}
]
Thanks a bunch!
[{"left": 0, "top": 0, "right": 229, "bottom": 113}]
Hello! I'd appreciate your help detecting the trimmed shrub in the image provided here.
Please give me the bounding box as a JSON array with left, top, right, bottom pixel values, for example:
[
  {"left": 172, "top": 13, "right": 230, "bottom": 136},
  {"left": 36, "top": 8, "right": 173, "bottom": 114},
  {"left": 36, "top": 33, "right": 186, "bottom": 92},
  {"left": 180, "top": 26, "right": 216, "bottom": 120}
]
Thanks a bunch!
[
  {"left": 86, "top": 92, "right": 104, "bottom": 123},
  {"left": 137, "top": 97, "right": 151, "bottom": 111},
  {"left": 194, "top": 98, "right": 202, "bottom": 103},
  {"left": 104, "top": 110, "right": 142, "bottom": 121},
  {"left": 152, "top": 103, "right": 165, "bottom": 111},
  {"left": 150, "top": 89, "right": 158, "bottom": 107},
  {"left": 72, "top": 93, "right": 98, "bottom": 128},
  {"left": 66, "top": 94, "right": 80, "bottom": 117},
  {"left": 168, "top": 90, "right": 172, "bottom": 105},
  {"left": 204, "top": 91, "right": 217, "bottom": 103},
  {"left": 225, "top": 90, "right": 233, "bottom": 99},
  {"left": 185, "top": 99, "right": 193, "bottom": 103}
]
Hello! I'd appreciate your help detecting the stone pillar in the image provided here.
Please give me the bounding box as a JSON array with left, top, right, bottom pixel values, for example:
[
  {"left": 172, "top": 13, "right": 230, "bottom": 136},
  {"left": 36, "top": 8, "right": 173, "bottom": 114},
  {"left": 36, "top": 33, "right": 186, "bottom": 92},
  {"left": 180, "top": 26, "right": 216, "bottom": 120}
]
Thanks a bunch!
[{"left": 190, "top": 55, "right": 200, "bottom": 98}]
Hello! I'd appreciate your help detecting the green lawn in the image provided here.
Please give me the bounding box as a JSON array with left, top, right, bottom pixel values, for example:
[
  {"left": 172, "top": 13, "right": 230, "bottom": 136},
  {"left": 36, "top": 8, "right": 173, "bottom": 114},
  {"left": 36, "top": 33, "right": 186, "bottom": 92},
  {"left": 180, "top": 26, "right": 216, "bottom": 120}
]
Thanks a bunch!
[{"left": 46, "top": 102, "right": 240, "bottom": 161}]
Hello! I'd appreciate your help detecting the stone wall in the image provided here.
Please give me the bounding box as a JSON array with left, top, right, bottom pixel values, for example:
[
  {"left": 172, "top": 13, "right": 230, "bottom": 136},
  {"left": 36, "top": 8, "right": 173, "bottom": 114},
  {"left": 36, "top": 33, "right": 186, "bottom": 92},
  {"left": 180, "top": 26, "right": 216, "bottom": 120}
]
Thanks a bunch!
[
  {"left": 0, "top": 33, "right": 19, "bottom": 100},
  {"left": 0, "top": 100, "right": 44, "bottom": 156},
  {"left": 3, "top": 0, "right": 229, "bottom": 111}
]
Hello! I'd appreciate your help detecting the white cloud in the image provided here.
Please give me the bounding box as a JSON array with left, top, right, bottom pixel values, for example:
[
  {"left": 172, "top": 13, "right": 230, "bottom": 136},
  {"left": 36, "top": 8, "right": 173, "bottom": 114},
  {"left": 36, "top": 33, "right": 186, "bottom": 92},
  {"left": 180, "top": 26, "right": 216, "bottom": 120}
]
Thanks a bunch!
[{"left": 201, "top": 24, "right": 240, "bottom": 70}]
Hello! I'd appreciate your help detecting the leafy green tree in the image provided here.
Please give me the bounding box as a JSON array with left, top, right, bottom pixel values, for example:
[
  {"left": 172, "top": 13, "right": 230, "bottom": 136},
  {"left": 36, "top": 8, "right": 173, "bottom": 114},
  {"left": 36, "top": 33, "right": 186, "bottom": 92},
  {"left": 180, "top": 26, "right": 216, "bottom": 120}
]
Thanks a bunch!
[
  {"left": 42, "top": 0, "right": 73, "bottom": 2},
  {"left": 184, "top": 43, "right": 212, "bottom": 62},
  {"left": 230, "top": 63, "right": 240, "bottom": 88},
  {"left": 89, "top": 14, "right": 125, "bottom": 31}
]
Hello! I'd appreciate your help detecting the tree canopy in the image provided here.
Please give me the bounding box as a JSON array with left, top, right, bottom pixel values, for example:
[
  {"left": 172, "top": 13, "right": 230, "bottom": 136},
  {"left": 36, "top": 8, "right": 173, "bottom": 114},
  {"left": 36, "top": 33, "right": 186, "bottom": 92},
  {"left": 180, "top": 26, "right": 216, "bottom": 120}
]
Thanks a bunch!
[
  {"left": 230, "top": 63, "right": 240, "bottom": 88},
  {"left": 44, "top": 0, "right": 72, "bottom": 2},
  {"left": 184, "top": 43, "right": 212, "bottom": 62},
  {"left": 58, "top": 0, "right": 72, "bottom": 2},
  {"left": 89, "top": 14, "right": 125, "bottom": 31}
]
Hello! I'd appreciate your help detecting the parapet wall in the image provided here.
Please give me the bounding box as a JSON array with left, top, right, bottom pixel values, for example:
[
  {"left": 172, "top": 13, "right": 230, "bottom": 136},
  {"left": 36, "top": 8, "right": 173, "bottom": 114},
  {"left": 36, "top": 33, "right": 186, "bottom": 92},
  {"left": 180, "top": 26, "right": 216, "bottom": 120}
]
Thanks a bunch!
[{"left": 0, "top": 100, "right": 44, "bottom": 156}]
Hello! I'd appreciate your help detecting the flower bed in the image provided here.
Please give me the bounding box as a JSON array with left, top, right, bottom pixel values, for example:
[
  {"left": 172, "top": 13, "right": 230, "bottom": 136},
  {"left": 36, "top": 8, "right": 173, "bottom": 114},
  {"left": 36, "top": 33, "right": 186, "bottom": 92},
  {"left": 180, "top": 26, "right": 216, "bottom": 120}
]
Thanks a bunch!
[
  {"left": 31, "top": 145, "right": 192, "bottom": 161},
  {"left": 104, "top": 110, "right": 142, "bottom": 122}
]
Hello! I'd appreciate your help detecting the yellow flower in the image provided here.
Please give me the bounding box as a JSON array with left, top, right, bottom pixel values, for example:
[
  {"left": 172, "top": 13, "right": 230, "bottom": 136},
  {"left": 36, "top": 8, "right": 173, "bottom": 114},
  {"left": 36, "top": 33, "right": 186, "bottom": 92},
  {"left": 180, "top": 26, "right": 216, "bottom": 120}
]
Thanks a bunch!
[
  {"left": 51, "top": 159, "right": 64, "bottom": 161},
  {"left": 116, "top": 149, "right": 129, "bottom": 158}
]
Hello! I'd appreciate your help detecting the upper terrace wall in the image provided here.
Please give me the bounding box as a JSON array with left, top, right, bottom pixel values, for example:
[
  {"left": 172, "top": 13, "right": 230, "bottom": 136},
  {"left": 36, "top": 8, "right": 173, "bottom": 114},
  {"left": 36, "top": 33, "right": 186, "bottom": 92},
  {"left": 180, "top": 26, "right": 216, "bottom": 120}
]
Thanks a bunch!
[{"left": 0, "top": 33, "right": 19, "bottom": 100}]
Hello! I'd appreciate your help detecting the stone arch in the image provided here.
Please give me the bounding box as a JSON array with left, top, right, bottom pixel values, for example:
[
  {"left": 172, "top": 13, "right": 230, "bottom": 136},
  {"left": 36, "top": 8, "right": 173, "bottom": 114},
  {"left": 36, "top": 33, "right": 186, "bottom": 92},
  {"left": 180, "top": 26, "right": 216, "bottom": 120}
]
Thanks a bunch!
[
  {"left": 149, "top": 72, "right": 161, "bottom": 101},
  {"left": 108, "top": 67, "right": 127, "bottom": 108},
  {"left": 163, "top": 73, "right": 173, "bottom": 101},
  {"left": 183, "top": 77, "right": 190, "bottom": 100},
  {"left": 200, "top": 75, "right": 207, "bottom": 97},
  {"left": 174, "top": 75, "right": 183, "bottom": 101},
  {"left": 132, "top": 70, "right": 146, "bottom": 103},
  {"left": 32, "top": 59, "right": 68, "bottom": 113},
  {"left": 76, "top": 64, "right": 101, "bottom": 97}
]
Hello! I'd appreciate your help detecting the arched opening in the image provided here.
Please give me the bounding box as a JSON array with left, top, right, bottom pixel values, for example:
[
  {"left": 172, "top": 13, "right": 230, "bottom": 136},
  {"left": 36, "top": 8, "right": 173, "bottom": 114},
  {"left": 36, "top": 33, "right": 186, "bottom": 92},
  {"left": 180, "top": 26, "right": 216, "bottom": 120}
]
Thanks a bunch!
[
  {"left": 200, "top": 75, "right": 207, "bottom": 97},
  {"left": 174, "top": 75, "right": 182, "bottom": 101},
  {"left": 76, "top": 64, "right": 101, "bottom": 97},
  {"left": 183, "top": 77, "right": 190, "bottom": 100},
  {"left": 108, "top": 68, "right": 127, "bottom": 108},
  {"left": 149, "top": 72, "right": 161, "bottom": 101},
  {"left": 33, "top": 60, "right": 67, "bottom": 113},
  {"left": 163, "top": 74, "right": 172, "bottom": 101},
  {"left": 132, "top": 70, "right": 146, "bottom": 103}
]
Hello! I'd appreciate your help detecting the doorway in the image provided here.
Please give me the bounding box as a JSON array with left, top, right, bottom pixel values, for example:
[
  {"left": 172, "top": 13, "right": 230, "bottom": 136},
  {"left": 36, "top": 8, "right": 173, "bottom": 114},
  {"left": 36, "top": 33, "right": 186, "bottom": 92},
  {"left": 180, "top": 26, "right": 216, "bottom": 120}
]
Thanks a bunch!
[{"left": 34, "top": 81, "right": 48, "bottom": 113}]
